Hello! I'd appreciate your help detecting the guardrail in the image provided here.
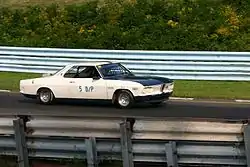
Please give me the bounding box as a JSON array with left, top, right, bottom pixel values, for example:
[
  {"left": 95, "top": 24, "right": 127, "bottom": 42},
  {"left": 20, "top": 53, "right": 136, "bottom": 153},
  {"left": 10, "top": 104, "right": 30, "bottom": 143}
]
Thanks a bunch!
[
  {"left": 1, "top": 46, "right": 250, "bottom": 80},
  {"left": 1, "top": 115, "right": 250, "bottom": 167}
]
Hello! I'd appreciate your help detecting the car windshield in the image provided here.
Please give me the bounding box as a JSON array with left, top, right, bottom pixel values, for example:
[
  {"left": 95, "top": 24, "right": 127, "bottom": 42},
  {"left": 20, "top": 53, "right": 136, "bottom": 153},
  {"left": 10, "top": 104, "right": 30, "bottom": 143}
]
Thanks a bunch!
[{"left": 97, "top": 63, "right": 133, "bottom": 77}]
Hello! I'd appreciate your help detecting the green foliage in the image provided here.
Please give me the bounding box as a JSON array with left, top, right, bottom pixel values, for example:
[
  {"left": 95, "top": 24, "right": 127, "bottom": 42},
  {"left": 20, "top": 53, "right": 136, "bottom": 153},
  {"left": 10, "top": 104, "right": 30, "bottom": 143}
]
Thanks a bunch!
[{"left": 0, "top": 0, "right": 250, "bottom": 51}]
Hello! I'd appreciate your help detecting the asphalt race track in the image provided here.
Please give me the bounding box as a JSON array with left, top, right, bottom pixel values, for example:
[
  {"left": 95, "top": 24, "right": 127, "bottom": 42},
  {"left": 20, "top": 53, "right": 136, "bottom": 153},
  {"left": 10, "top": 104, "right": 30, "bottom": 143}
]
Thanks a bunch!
[{"left": 0, "top": 92, "right": 249, "bottom": 119}]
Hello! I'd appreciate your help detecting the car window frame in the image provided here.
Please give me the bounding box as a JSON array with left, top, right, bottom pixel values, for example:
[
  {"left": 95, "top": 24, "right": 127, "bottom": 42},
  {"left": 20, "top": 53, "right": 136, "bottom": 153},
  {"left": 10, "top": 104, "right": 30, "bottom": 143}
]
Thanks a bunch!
[{"left": 63, "top": 65, "right": 102, "bottom": 79}]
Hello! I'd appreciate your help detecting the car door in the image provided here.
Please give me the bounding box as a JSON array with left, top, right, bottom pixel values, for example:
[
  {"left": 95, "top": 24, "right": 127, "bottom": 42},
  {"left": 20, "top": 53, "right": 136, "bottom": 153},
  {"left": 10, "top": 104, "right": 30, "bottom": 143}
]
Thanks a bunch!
[
  {"left": 64, "top": 65, "right": 107, "bottom": 100},
  {"left": 60, "top": 65, "right": 83, "bottom": 98}
]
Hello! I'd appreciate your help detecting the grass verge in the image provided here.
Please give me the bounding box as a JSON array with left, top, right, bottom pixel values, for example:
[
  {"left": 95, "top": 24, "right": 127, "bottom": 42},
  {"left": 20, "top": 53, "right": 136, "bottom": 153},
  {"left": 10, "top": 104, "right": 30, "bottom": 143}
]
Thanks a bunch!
[{"left": 1, "top": 71, "right": 250, "bottom": 99}]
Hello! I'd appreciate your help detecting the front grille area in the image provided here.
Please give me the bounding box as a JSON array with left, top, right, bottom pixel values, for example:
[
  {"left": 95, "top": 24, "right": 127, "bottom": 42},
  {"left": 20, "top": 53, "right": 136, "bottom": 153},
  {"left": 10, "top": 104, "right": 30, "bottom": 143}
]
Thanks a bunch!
[{"left": 160, "top": 84, "right": 165, "bottom": 92}]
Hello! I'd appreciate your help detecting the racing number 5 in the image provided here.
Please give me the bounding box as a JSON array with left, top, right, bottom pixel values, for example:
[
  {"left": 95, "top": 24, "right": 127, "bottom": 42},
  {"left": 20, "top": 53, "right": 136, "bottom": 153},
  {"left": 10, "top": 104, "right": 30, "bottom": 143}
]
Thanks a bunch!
[
  {"left": 79, "top": 86, "right": 94, "bottom": 92},
  {"left": 79, "top": 86, "right": 82, "bottom": 92}
]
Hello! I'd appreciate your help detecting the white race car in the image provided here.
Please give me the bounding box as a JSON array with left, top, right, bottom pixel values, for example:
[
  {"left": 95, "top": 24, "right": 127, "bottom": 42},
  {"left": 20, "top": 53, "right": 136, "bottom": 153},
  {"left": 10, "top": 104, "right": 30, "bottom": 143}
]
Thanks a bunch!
[{"left": 20, "top": 61, "right": 174, "bottom": 108}]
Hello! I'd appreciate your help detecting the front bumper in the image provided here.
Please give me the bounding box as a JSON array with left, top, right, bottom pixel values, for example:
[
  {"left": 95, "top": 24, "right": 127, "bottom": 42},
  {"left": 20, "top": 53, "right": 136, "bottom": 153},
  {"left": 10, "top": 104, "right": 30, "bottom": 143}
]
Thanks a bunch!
[{"left": 134, "top": 92, "right": 172, "bottom": 103}]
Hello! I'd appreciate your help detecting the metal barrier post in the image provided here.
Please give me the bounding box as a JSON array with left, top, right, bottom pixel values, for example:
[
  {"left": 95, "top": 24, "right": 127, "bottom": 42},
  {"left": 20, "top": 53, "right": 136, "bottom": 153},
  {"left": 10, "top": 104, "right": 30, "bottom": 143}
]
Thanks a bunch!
[
  {"left": 85, "top": 137, "right": 98, "bottom": 167},
  {"left": 13, "top": 119, "right": 29, "bottom": 167},
  {"left": 120, "top": 119, "right": 134, "bottom": 167},
  {"left": 244, "top": 123, "right": 250, "bottom": 167},
  {"left": 165, "top": 141, "right": 178, "bottom": 167}
]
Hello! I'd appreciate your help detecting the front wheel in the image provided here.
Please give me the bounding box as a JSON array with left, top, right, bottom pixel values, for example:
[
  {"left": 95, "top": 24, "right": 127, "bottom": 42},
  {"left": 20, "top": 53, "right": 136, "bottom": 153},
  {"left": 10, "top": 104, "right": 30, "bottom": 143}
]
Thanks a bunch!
[
  {"left": 37, "top": 88, "right": 55, "bottom": 105},
  {"left": 115, "top": 90, "right": 134, "bottom": 109}
]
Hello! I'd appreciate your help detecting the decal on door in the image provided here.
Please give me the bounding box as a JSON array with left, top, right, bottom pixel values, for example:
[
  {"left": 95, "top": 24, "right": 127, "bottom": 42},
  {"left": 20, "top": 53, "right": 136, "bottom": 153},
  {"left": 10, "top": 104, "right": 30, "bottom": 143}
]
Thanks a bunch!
[{"left": 79, "top": 86, "right": 94, "bottom": 92}]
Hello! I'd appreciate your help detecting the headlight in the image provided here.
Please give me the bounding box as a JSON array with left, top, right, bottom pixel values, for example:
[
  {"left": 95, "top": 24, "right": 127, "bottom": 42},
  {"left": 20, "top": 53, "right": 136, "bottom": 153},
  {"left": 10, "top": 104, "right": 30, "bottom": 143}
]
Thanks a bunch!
[
  {"left": 164, "top": 83, "right": 174, "bottom": 91},
  {"left": 142, "top": 87, "right": 154, "bottom": 94}
]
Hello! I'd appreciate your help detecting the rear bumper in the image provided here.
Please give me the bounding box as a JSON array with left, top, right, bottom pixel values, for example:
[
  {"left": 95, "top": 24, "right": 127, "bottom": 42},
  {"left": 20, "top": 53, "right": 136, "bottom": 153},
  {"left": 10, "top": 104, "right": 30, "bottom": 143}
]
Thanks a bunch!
[{"left": 134, "top": 92, "right": 172, "bottom": 103}]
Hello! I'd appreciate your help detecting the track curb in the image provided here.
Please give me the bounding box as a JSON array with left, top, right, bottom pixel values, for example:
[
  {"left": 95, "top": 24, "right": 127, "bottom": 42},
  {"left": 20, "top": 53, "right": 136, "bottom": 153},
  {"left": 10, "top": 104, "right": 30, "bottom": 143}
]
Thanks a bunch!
[
  {"left": 169, "top": 96, "right": 250, "bottom": 103},
  {"left": 0, "top": 90, "right": 11, "bottom": 93}
]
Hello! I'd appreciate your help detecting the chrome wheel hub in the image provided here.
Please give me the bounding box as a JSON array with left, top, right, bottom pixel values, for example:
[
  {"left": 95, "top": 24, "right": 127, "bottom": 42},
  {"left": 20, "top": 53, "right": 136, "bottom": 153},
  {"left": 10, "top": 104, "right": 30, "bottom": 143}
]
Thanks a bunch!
[
  {"left": 40, "top": 91, "right": 50, "bottom": 103},
  {"left": 118, "top": 93, "right": 130, "bottom": 107}
]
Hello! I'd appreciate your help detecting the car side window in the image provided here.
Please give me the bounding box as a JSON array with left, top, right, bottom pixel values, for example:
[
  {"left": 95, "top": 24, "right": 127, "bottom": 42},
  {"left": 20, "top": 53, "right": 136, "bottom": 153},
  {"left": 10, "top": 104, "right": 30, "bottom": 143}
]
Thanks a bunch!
[
  {"left": 77, "top": 66, "right": 100, "bottom": 78},
  {"left": 64, "top": 66, "right": 78, "bottom": 78},
  {"left": 64, "top": 66, "right": 100, "bottom": 78}
]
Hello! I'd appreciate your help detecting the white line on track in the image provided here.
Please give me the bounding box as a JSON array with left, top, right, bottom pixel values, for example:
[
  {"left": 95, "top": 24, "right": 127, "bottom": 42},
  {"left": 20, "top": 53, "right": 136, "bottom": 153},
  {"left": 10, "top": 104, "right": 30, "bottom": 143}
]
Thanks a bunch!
[
  {"left": 169, "top": 97, "right": 194, "bottom": 100},
  {"left": 0, "top": 90, "right": 11, "bottom": 93},
  {"left": 235, "top": 99, "right": 250, "bottom": 103}
]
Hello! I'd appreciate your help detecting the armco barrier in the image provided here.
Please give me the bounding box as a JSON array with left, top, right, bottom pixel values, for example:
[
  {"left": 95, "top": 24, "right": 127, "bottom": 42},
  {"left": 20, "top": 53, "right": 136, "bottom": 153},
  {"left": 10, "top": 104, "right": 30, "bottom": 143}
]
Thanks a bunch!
[
  {"left": 1, "top": 46, "right": 250, "bottom": 80},
  {"left": 1, "top": 115, "right": 250, "bottom": 167}
]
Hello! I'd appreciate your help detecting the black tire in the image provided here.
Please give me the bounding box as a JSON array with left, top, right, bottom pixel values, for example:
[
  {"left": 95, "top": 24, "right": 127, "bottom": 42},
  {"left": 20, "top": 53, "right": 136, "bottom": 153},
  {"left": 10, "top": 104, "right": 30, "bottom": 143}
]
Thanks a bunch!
[
  {"left": 37, "top": 88, "right": 55, "bottom": 105},
  {"left": 114, "top": 90, "right": 134, "bottom": 109}
]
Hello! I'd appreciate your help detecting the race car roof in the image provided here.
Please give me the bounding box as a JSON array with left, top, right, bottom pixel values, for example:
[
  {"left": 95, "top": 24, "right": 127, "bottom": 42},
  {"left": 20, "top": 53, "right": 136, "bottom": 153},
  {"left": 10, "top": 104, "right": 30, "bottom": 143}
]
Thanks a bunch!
[{"left": 67, "top": 61, "right": 113, "bottom": 67}]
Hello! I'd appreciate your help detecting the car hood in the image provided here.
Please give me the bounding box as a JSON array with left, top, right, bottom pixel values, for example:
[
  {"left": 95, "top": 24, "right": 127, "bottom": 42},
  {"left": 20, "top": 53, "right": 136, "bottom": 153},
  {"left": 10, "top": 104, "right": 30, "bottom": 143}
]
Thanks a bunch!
[{"left": 103, "top": 75, "right": 173, "bottom": 86}]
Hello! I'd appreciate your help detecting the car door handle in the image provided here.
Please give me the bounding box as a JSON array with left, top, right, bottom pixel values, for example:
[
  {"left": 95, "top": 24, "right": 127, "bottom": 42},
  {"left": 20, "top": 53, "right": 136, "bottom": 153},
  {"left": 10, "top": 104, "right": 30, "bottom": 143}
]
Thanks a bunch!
[{"left": 69, "top": 81, "right": 75, "bottom": 83}]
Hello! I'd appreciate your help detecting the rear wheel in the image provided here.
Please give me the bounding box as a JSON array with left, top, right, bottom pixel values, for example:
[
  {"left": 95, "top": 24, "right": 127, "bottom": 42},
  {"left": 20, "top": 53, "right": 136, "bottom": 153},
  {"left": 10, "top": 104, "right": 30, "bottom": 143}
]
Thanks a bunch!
[
  {"left": 37, "top": 88, "right": 55, "bottom": 105},
  {"left": 115, "top": 90, "right": 134, "bottom": 109}
]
